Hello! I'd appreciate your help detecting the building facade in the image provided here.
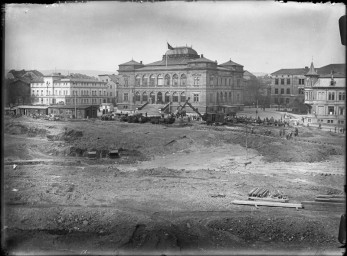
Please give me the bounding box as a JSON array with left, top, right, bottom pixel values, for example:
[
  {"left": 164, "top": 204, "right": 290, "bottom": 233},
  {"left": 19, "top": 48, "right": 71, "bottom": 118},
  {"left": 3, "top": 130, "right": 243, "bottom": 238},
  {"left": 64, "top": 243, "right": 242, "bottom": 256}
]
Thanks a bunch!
[
  {"left": 30, "top": 73, "right": 113, "bottom": 106},
  {"left": 98, "top": 74, "right": 118, "bottom": 104},
  {"left": 116, "top": 46, "right": 245, "bottom": 114},
  {"left": 304, "top": 62, "right": 346, "bottom": 131},
  {"left": 270, "top": 68, "right": 307, "bottom": 108}
]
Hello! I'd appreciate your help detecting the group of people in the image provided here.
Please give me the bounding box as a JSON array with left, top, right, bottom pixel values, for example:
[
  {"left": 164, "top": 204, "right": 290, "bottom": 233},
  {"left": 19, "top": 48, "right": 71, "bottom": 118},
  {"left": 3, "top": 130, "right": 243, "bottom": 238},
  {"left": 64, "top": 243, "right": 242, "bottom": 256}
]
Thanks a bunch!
[{"left": 279, "top": 127, "right": 299, "bottom": 139}]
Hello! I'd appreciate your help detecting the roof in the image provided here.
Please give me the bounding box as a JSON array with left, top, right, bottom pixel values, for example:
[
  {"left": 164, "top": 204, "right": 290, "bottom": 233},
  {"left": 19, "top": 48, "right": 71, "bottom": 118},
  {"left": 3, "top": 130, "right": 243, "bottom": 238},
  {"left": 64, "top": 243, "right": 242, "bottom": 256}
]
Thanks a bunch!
[
  {"left": 313, "top": 77, "right": 346, "bottom": 87},
  {"left": 165, "top": 46, "right": 198, "bottom": 56},
  {"left": 188, "top": 56, "right": 215, "bottom": 63},
  {"left": 17, "top": 105, "right": 48, "bottom": 109},
  {"left": 271, "top": 68, "right": 309, "bottom": 76},
  {"left": 119, "top": 60, "right": 143, "bottom": 66},
  {"left": 272, "top": 63, "right": 345, "bottom": 76},
  {"left": 220, "top": 59, "right": 243, "bottom": 67},
  {"left": 243, "top": 70, "right": 257, "bottom": 78},
  {"left": 146, "top": 58, "right": 195, "bottom": 66},
  {"left": 48, "top": 104, "right": 98, "bottom": 109},
  {"left": 306, "top": 62, "right": 319, "bottom": 76},
  {"left": 31, "top": 78, "right": 44, "bottom": 83},
  {"left": 320, "top": 72, "right": 346, "bottom": 78},
  {"left": 59, "top": 78, "right": 104, "bottom": 83},
  {"left": 318, "top": 64, "right": 345, "bottom": 76}
]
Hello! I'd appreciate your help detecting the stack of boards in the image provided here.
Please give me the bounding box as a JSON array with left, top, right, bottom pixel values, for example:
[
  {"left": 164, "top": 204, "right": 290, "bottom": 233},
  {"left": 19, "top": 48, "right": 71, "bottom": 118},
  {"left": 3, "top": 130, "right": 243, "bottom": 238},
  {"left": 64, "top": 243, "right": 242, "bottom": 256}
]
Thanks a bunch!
[{"left": 301, "top": 194, "right": 345, "bottom": 211}]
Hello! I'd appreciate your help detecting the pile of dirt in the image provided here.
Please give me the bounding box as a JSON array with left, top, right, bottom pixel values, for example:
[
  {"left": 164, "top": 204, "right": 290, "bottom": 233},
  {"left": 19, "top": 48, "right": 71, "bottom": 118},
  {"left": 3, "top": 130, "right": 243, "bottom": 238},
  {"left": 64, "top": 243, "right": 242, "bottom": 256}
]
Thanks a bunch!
[
  {"left": 136, "top": 167, "right": 183, "bottom": 177},
  {"left": 4, "top": 123, "right": 47, "bottom": 137},
  {"left": 47, "top": 129, "right": 83, "bottom": 142}
]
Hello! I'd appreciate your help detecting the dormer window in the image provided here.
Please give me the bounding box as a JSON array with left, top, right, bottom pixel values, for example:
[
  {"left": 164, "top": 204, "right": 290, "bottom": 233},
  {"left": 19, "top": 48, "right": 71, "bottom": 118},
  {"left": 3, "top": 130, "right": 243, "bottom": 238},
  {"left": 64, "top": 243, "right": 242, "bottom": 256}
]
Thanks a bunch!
[{"left": 330, "top": 79, "right": 336, "bottom": 86}]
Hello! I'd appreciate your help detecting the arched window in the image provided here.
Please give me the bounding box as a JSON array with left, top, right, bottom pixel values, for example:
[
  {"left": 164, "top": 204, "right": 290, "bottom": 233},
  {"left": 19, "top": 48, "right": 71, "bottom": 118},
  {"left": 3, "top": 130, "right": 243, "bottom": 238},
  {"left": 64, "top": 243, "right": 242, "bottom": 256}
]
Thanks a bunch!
[
  {"left": 172, "top": 92, "right": 178, "bottom": 102},
  {"left": 229, "top": 92, "right": 232, "bottom": 100},
  {"left": 165, "top": 74, "right": 170, "bottom": 86},
  {"left": 142, "top": 92, "right": 148, "bottom": 102},
  {"left": 135, "top": 75, "right": 141, "bottom": 86},
  {"left": 180, "top": 92, "right": 186, "bottom": 102},
  {"left": 236, "top": 94, "right": 240, "bottom": 102},
  {"left": 157, "top": 75, "right": 164, "bottom": 86},
  {"left": 172, "top": 74, "right": 178, "bottom": 86},
  {"left": 135, "top": 91, "right": 141, "bottom": 102},
  {"left": 150, "top": 92, "right": 155, "bottom": 103},
  {"left": 165, "top": 92, "right": 170, "bottom": 103},
  {"left": 157, "top": 92, "right": 163, "bottom": 103},
  {"left": 180, "top": 74, "right": 187, "bottom": 86},
  {"left": 224, "top": 92, "right": 227, "bottom": 102},
  {"left": 143, "top": 75, "right": 148, "bottom": 86},
  {"left": 220, "top": 92, "right": 223, "bottom": 102},
  {"left": 150, "top": 75, "right": 155, "bottom": 86}
]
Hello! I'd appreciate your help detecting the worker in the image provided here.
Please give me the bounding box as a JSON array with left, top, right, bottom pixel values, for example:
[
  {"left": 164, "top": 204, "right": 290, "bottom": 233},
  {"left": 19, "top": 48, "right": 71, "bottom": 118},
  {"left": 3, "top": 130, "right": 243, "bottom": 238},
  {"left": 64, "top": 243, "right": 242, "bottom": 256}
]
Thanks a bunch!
[
  {"left": 294, "top": 127, "right": 298, "bottom": 136},
  {"left": 279, "top": 129, "right": 282, "bottom": 137}
]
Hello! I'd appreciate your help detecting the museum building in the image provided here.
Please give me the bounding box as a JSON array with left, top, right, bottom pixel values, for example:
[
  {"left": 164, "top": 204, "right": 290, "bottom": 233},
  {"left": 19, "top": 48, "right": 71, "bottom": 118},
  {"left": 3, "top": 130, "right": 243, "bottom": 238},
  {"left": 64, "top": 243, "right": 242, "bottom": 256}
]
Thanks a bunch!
[{"left": 116, "top": 45, "right": 245, "bottom": 114}]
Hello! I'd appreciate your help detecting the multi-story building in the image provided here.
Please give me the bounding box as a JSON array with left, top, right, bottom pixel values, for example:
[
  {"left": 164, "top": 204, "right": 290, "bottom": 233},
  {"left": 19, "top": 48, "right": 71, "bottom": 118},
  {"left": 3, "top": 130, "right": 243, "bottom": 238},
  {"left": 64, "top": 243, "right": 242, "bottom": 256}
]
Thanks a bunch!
[
  {"left": 116, "top": 46, "right": 245, "bottom": 114},
  {"left": 243, "top": 70, "right": 259, "bottom": 106},
  {"left": 30, "top": 73, "right": 113, "bottom": 106},
  {"left": 304, "top": 62, "right": 346, "bottom": 131},
  {"left": 98, "top": 74, "right": 118, "bottom": 104},
  {"left": 270, "top": 67, "right": 307, "bottom": 108}
]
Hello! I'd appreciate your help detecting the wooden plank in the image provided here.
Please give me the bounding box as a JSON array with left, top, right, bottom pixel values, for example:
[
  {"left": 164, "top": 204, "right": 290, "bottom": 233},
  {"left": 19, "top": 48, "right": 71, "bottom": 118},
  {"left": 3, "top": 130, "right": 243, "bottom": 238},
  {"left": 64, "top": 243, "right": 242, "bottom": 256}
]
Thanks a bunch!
[
  {"left": 301, "top": 201, "right": 345, "bottom": 211},
  {"left": 315, "top": 198, "right": 345, "bottom": 203},
  {"left": 316, "top": 194, "right": 345, "bottom": 199},
  {"left": 232, "top": 200, "right": 302, "bottom": 209},
  {"left": 248, "top": 197, "right": 289, "bottom": 203}
]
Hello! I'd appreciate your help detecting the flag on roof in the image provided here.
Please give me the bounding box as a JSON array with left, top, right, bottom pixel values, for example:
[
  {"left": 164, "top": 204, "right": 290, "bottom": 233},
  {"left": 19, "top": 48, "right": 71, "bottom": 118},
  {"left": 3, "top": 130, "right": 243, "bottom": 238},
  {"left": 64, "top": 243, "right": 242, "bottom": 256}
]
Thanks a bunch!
[{"left": 167, "top": 43, "right": 174, "bottom": 50}]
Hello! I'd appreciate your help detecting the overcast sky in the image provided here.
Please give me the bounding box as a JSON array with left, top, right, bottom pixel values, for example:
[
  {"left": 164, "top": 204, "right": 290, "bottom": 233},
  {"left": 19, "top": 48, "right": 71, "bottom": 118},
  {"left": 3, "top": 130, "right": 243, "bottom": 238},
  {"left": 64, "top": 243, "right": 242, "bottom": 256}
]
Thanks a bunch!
[{"left": 4, "top": 1, "right": 345, "bottom": 74}]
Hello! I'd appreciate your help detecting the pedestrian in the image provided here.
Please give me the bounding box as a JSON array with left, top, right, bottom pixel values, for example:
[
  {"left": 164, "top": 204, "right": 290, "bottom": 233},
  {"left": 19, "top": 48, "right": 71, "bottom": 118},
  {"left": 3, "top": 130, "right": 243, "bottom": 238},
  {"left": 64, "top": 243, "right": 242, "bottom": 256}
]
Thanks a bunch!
[
  {"left": 279, "top": 129, "right": 282, "bottom": 137},
  {"left": 294, "top": 127, "right": 298, "bottom": 136},
  {"left": 334, "top": 126, "right": 337, "bottom": 133},
  {"left": 145, "top": 112, "right": 147, "bottom": 117}
]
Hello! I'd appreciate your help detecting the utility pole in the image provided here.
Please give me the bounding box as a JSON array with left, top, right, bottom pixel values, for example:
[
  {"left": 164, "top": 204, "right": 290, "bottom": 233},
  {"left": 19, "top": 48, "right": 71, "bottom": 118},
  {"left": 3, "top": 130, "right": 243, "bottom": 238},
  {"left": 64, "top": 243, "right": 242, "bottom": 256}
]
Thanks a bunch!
[{"left": 74, "top": 90, "right": 77, "bottom": 119}]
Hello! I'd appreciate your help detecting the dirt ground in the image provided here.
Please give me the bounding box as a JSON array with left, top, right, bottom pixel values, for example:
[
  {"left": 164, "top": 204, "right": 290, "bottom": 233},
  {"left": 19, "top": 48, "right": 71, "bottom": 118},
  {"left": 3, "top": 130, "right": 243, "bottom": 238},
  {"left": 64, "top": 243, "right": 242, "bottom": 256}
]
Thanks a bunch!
[{"left": 2, "top": 110, "right": 346, "bottom": 255}]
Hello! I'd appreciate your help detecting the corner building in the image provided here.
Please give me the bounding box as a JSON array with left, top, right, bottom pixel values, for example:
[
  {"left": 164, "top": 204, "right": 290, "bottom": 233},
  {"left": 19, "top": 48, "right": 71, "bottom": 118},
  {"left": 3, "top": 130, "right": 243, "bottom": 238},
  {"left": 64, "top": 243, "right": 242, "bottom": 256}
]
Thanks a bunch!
[{"left": 116, "top": 46, "right": 245, "bottom": 114}]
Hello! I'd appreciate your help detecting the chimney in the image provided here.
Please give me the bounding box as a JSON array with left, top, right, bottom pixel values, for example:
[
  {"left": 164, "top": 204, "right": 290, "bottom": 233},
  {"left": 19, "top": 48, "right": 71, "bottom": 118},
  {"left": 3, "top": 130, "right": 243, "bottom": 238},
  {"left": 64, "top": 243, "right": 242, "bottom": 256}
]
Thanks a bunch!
[
  {"left": 140, "top": 61, "right": 143, "bottom": 64},
  {"left": 305, "top": 66, "right": 308, "bottom": 70},
  {"left": 201, "top": 54, "right": 204, "bottom": 58}
]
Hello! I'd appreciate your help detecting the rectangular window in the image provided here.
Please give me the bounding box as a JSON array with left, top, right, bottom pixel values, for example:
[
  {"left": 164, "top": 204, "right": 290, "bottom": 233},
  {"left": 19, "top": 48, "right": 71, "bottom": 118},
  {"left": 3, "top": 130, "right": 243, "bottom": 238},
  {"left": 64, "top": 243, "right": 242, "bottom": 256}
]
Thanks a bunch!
[
  {"left": 275, "top": 78, "right": 279, "bottom": 85},
  {"left": 328, "top": 106, "right": 334, "bottom": 115},
  {"left": 124, "top": 93, "right": 129, "bottom": 102},
  {"left": 41, "top": 90, "right": 43, "bottom": 96},
  {"left": 110, "top": 92, "right": 112, "bottom": 96},
  {"left": 281, "top": 79, "right": 284, "bottom": 85},
  {"left": 193, "top": 94, "right": 199, "bottom": 102},
  {"left": 274, "top": 88, "right": 278, "bottom": 94},
  {"left": 173, "top": 94, "right": 178, "bottom": 102},
  {"left": 339, "top": 92, "right": 345, "bottom": 101},
  {"left": 328, "top": 92, "right": 335, "bottom": 100},
  {"left": 286, "top": 88, "right": 290, "bottom": 94},
  {"left": 287, "top": 78, "right": 290, "bottom": 85},
  {"left": 280, "top": 88, "right": 284, "bottom": 94},
  {"left": 339, "top": 107, "right": 344, "bottom": 115}
]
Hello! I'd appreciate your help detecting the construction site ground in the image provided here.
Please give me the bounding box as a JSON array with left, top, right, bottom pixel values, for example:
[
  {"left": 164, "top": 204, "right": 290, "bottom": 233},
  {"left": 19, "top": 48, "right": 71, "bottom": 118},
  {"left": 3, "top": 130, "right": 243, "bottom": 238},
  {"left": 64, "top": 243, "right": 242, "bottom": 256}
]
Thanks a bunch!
[{"left": 2, "top": 108, "right": 346, "bottom": 255}]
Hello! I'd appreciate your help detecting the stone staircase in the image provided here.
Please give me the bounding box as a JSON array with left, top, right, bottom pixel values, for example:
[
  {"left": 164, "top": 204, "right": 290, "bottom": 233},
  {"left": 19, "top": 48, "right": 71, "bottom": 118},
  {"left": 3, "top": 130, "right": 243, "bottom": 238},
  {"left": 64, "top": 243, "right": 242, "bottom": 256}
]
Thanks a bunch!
[{"left": 137, "top": 104, "right": 165, "bottom": 117}]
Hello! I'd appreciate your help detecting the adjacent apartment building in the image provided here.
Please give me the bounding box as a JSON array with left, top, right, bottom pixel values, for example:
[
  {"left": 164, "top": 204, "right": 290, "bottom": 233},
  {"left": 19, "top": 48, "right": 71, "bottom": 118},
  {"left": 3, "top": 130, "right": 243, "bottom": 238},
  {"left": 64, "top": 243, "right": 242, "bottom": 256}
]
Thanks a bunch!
[
  {"left": 31, "top": 73, "right": 113, "bottom": 106},
  {"left": 116, "top": 45, "right": 245, "bottom": 114},
  {"left": 304, "top": 62, "right": 346, "bottom": 131},
  {"left": 270, "top": 67, "right": 307, "bottom": 108}
]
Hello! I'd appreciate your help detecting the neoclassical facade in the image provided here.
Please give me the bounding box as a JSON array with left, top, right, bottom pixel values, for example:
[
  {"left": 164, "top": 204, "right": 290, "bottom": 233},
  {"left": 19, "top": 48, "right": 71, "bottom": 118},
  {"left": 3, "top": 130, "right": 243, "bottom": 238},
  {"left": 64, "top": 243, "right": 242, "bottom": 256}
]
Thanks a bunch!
[{"left": 116, "top": 46, "right": 245, "bottom": 114}]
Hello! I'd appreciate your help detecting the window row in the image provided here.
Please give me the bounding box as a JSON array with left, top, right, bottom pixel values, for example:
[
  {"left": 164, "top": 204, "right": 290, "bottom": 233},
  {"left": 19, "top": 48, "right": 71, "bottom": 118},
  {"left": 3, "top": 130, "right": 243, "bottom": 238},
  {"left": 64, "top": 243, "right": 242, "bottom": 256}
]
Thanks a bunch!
[
  {"left": 124, "top": 91, "right": 189, "bottom": 104},
  {"left": 135, "top": 74, "right": 188, "bottom": 87},
  {"left": 274, "top": 78, "right": 305, "bottom": 85},
  {"left": 273, "top": 98, "right": 290, "bottom": 104},
  {"left": 274, "top": 88, "right": 291, "bottom": 94}
]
